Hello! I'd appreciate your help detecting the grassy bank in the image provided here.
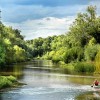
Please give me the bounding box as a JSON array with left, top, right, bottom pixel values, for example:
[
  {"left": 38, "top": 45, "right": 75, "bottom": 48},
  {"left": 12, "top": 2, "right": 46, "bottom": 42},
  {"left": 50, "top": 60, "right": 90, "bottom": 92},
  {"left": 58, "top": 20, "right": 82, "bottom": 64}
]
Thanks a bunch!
[
  {"left": 56, "top": 61, "right": 95, "bottom": 74},
  {"left": 0, "top": 75, "right": 18, "bottom": 89}
]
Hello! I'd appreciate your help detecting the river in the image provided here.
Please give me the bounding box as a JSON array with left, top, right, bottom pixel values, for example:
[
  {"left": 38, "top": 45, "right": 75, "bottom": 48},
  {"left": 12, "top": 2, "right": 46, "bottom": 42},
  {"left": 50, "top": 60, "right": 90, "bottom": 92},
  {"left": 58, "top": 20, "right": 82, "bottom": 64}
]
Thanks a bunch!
[{"left": 0, "top": 60, "right": 100, "bottom": 100}]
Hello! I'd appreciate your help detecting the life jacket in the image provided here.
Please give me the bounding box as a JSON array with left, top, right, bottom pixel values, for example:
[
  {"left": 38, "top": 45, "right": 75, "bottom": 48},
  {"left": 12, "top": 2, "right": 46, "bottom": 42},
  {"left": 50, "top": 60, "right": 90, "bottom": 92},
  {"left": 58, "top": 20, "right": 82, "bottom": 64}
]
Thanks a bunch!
[{"left": 95, "top": 81, "right": 99, "bottom": 86}]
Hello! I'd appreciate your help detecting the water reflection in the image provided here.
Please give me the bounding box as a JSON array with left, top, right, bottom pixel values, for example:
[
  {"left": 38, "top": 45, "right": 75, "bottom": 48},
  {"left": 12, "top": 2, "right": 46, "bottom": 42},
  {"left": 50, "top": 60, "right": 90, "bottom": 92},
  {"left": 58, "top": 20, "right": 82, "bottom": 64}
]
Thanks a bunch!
[
  {"left": 68, "top": 76, "right": 96, "bottom": 85},
  {"left": 75, "top": 91, "right": 100, "bottom": 100},
  {"left": 25, "top": 60, "right": 53, "bottom": 67}
]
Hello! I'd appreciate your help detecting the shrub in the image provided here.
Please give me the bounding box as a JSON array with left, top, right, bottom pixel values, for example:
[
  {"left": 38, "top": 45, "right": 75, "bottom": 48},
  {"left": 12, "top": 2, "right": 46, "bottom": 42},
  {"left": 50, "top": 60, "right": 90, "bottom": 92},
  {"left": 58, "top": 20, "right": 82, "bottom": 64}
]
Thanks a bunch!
[
  {"left": 47, "top": 51, "right": 55, "bottom": 60},
  {"left": 74, "top": 62, "right": 95, "bottom": 73},
  {"left": 84, "top": 44, "right": 100, "bottom": 61},
  {"left": 52, "top": 57, "right": 60, "bottom": 63},
  {"left": 64, "top": 47, "right": 84, "bottom": 63},
  {"left": 62, "top": 63, "right": 74, "bottom": 74},
  {"left": 0, "top": 76, "right": 12, "bottom": 89},
  {"left": 7, "top": 75, "right": 17, "bottom": 82},
  {"left": 0, "top": 75, "right": 17, "bottom": 89},
  {"left": 95, "top": 50, "right": 100, "bottom": 73}
]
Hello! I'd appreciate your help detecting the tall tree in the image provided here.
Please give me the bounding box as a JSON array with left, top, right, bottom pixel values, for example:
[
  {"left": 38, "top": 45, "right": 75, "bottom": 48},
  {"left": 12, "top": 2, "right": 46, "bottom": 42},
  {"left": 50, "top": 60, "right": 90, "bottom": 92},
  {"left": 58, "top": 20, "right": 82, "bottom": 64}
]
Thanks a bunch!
[{"left": 68, "top": 5, "right": 100, "bottom": 47}]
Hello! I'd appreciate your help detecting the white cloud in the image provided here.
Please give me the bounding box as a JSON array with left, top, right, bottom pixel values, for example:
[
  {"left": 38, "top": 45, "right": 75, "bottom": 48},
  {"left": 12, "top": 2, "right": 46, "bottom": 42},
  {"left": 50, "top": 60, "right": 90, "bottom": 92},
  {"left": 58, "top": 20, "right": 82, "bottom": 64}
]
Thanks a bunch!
[
  {"left": 4, "top": 17, "right": 75, "bottom": 40},
  {"left": 2, "top": 0, "right": 100, "bottom": 40},
  {"left": 1, "top": 4, "right": 87, "bottom": 23}
]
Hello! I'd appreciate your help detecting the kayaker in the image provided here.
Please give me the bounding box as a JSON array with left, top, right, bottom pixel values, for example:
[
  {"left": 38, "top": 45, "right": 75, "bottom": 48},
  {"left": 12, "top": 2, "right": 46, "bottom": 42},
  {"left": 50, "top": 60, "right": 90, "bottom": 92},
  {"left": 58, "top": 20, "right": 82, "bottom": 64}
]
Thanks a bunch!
[{"left": 92, "top": 79, "right": 99, "bottom": 87}]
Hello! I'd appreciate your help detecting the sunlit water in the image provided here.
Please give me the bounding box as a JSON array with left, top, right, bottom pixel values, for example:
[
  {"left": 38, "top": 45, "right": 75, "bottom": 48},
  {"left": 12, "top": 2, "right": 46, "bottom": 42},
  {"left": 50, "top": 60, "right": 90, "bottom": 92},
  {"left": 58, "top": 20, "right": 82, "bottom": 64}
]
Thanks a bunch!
[{"left": 0, "top": 60, "right": 100, "bottom": 100}]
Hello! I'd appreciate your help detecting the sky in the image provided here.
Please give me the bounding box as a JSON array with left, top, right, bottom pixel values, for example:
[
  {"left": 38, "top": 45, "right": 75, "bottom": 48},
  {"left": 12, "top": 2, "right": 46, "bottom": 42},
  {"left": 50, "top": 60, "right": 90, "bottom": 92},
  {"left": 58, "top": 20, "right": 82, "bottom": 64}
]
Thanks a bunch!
[{"left": 0, "top": 0, "right": 100, "bottom": 40}]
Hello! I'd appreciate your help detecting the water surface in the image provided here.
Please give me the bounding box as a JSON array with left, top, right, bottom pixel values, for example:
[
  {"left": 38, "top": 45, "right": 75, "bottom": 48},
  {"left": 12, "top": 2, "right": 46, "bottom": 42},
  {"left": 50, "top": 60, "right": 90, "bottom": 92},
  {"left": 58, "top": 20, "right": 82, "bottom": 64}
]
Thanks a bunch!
[{"left": 0, "top": 60, "right": 100, "bottom": 100}]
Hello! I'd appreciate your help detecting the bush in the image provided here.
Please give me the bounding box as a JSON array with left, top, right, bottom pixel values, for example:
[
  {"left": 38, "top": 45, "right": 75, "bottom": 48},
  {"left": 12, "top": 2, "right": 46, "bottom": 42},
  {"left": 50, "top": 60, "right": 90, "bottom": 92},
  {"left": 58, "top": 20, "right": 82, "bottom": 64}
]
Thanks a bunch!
[
  {"left": 7, "top": 75, "right": 17, "bottom": 82},
  {"left": 52, "top": 56, "right": 60, "bottom": 63},
  {"left": 84, "top": 44, "right": 100, "bottom": 61},
  {"left": 64, "top": 47, "right": 84, "bottom": 63},
  {"left": 95, "top": 50, "right": 100, "bottom": 73},
  {"left": 0, "top": 75, "right": 17, "bottom": 89},
  {"left": 47, "top": 51, "right": 55, "bottom": 60},
  {"left": 0, "top": 76, "right": 12, "bottom": 89},
  {"left": 74, "top": 62, "right": 95, "bottom": 73}
]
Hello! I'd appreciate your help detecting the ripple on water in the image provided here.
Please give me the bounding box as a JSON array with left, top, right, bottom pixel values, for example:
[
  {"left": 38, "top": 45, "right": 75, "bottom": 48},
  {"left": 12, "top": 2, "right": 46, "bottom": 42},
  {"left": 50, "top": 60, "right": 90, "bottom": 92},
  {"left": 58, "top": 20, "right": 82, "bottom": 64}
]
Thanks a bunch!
[
  {"left": 0, "top": 85, "right": 97, "bottom": 100},
  {"left": 6, "top": 84, "right": 93, "bottom": 95}
]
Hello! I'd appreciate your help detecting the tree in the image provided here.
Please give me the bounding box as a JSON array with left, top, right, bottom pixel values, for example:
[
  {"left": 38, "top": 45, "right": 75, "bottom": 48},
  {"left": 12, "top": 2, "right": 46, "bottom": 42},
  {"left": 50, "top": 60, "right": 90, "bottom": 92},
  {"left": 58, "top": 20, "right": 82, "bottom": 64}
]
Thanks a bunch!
[
  {"left": 68, "top": 5, "right": 100, "bottom": 47},
  {"left": 13, "top": 45, "right": 26, "bottom": 62},
  {"left": 0, "top": 44, "right": 6, "bottom": 65}
]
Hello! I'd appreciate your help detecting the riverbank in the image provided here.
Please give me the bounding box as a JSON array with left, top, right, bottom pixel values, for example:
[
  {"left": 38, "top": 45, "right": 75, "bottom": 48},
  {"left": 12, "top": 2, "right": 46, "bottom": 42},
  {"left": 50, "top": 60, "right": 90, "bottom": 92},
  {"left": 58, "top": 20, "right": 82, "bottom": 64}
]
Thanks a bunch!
[
  {"left": 39, "top": 58, "right": 95, "bottom": 74},
  {"left": 0, "top": 75, "right": 23, "bottom": 90}
]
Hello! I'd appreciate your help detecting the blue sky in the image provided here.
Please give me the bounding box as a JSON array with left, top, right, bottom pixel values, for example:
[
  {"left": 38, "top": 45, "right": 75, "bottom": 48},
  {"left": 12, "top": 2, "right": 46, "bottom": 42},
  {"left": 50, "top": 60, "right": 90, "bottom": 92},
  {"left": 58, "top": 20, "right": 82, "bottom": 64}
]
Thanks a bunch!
[
  {"left": 0, "top": 0, "right": 88, "bottom": 6},
  {"left": 0, "top": 0, "right": 100, "bottom": 39}
]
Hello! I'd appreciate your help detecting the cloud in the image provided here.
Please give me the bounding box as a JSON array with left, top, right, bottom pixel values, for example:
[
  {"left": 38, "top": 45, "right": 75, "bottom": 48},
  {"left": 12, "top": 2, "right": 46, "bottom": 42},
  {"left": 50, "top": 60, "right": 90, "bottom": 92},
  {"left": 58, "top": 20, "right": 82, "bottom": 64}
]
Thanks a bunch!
[
  {"left": 1, "top": 0, "right": 99, "bottom": 23},
  {"left": 1, "top": 4, "right": 87, "bottom": 23},
  {"left": 1, "top": 0, "right": 100, "bottom": 40},
  {"left": 4, "top": 17, "right": 75, "bottom": 40},
  {"left": 1, "top": 0, "right": 100, "bottom": 23}
]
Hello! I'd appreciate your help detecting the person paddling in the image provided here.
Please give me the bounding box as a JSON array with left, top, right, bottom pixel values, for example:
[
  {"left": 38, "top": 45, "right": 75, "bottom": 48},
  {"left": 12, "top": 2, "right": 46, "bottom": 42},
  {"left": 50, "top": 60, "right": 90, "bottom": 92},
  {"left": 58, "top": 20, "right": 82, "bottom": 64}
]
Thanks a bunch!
[{"left": 92, "top": 79, "right": 99, "bottom": 87}]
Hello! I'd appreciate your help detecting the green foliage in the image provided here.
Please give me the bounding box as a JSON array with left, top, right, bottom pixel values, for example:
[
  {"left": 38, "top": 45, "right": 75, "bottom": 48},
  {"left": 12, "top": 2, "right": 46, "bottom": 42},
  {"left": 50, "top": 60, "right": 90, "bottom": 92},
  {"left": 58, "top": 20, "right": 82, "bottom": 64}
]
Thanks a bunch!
[
  {"left": 84, "top": 44, "right": 100, "bottom": 61},
  {"left": 7, "top": 75, "right": 17, "bottom": 82},
  {"left": 0, "top": 44, "right": 6, "bottom": 65},
  {"left": 0, "top": 76, "right": 12, "bottom": 89},
  {"left": 64, "top": 47, "right": 84, "bottom": 63},
  {"left": 68, "top": 5, "right": 100, "bottom": 47},
  {"left": 52, "top": 47, "right": 66, "bottom": 63},
  {"left": 0, "top": 75, "right": 17, "bottom": 89},
  {"left": 14, "top": 45, "right": 26, "bottom": 62},
  {"left": 42, "top": 47, "right": 67, "bottom": 63},
  {"left": 0, "top": 23, "right": 27, "bottom": 65},
  {"left": 88, "top": 37, "right": 96, "bottom": 46},
  {"left": 47, "top": 51, "right": 56, "bottom": 60},
  {"left": 86, "top": 6, "right": 100, "bottom": 43},
  {"left": 74, "top": 62, "right": 95, "bottom": 73},
  {"left": 26, "top": 36, "right": 53, "bottom": 57},
  {"left": 95, "top": 50, "right": 100, "bottom": 73},
  {"left": 50, "top": 35, "right": 65, "bottom": 50}
]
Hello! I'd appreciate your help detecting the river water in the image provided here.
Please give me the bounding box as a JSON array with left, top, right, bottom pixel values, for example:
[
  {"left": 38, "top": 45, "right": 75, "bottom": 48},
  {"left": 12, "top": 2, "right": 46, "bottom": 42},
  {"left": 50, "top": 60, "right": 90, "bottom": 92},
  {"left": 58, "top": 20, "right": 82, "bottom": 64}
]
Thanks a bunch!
[{"left": 0, "top": 60, "right": 100, "bottom": 100}]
